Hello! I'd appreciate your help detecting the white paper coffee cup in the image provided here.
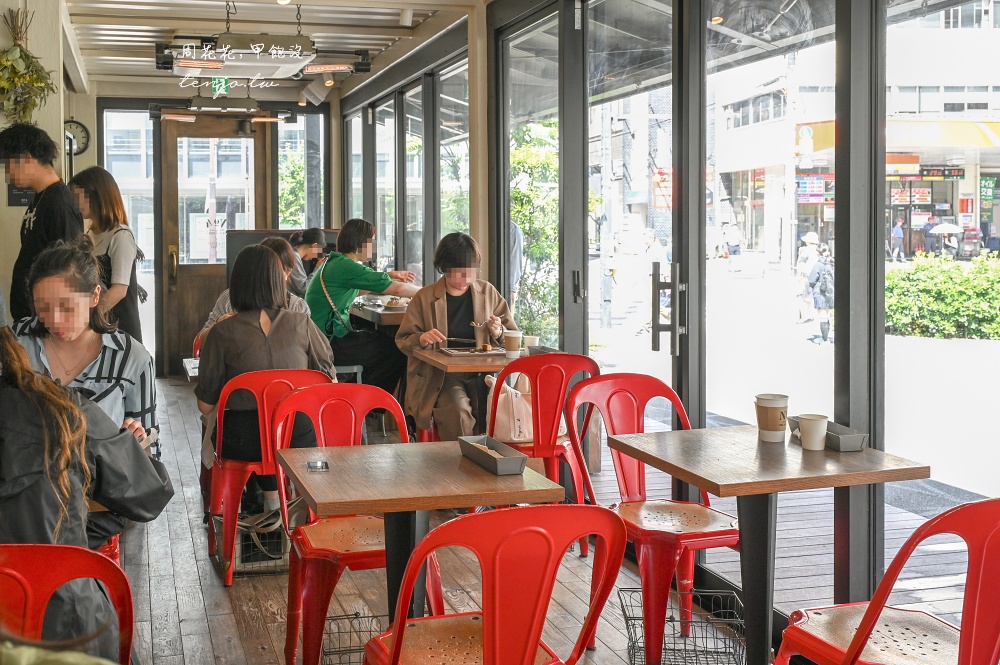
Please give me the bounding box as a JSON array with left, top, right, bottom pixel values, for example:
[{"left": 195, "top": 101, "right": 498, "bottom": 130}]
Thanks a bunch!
[
  {"left": 755, "top": 393, "right": 788, "bottom": 442},
  {"left": 798, "top": 414, "right": 828, "bottom": 450},
  {"left": 503, "top": 330, "right": 523, "bottom": 358},
  {"left": 523, "top": 335, "right": 540, "bottom": 347}
]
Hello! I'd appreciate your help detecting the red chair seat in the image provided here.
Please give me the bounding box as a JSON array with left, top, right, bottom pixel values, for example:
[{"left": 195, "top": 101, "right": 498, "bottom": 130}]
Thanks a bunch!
[
  {"left": 779, "top": 604, "right": 958, "bottom": 665},
  {"left": 366, "top": 613, "right": 558, "bottom": 664},
  {"left": 775, "top": 497, "right": 1000, "bottom": 665},
  {"left": 299, "top": 515, "right": 386, "bottom": 554},
  {"left": 614, "top": 500, "right": 738, "bottom": 539},
  {"left": 97, "top": 534, "right": 122, "bottom": 568}
]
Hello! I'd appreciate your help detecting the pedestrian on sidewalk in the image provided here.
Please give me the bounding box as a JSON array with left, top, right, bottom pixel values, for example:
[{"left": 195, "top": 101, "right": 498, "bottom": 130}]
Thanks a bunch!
[
  {"left": 808, "top": 243, "right": 835, "bottom": 344},
  {"left": 891, "top": 218, "right": 907, "bottom": 263},
  {"left": 795, "top": 231, "right": 819, "bottom": 323}
]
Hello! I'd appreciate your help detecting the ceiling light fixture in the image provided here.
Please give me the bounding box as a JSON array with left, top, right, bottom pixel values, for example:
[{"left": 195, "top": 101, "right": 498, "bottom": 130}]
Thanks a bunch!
[
  {"left": 711, "top": 16, "right": 725, "bottom": 24},
  {"left": 323, "top": 73, "right": 335, "bottom": 87},
  {"left": 174, "top": 58, "right": 224, "bottom": 70},
  {"left": 399, "top": 8, "right": 414, "bottom": 26},
  {"left": 304, "top": 63, "right": 354, "bottom": 74},
  {"left": 277, "top": 0, "right": 291, "bottom": 4},
  {"left": 298, "top": 90, "right": 307, "bottom": 107},
  {"left": 161, "top": 113, "right": 197, "bottom": 122}
]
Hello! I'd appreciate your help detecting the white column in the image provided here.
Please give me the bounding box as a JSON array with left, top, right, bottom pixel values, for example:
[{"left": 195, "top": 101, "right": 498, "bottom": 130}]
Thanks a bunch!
[{"left": 467, "top": 1, "right": 489, "bottom": 276}]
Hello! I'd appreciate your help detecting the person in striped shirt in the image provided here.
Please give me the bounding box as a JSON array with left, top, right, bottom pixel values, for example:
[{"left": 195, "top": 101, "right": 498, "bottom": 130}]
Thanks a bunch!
[{"left": 12, "top": 236, "right": 158, "bottom": 549}]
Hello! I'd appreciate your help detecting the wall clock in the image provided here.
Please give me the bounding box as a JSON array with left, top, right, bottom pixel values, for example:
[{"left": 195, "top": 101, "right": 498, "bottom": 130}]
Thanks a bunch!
[{"left": 65, "top": 118, "right": 90, "bottom": 156}]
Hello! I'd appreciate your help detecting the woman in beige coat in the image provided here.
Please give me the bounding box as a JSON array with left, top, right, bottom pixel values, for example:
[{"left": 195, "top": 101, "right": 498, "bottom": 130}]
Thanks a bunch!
[{"left": 396, "top": 233, "right": 517, "bottom": 441}]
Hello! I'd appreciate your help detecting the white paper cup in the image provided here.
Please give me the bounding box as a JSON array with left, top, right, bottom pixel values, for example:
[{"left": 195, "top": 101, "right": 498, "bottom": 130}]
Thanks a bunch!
[
  {"left": 523, "top": 335, "right": 540, "bottom": 347},
  {"left": 503, "top": 330, "right": 523, "bottom": 359},
  {"left": 798, "top": 414, "right": 828, "bottom": 450},
  {"left": 755, "top": 393, "right": 788, "bottom": 442}
]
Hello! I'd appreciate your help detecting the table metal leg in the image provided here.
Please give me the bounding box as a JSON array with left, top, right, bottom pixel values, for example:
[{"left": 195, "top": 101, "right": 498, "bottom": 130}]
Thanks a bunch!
[
  {"left": 737, "top": 493, "right": 777, "bottom": 665},
  {"left": 383, "top": 510, "right": 430, "bottom": 619}
]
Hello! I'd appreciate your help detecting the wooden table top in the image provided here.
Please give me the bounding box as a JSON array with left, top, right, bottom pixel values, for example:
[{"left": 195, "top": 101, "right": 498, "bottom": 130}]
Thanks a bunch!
[
  {"left": 608, "top": 425, "right": 930, "bottom": 497},
  {"left": 412, "top": 347, "right": 522, "bottom": 373},
  {"left": 350, "top": 304, "right": 406, "bottom": 327},
  {"left": 278, "top": 441, "right": 564, "bottom": 515}
]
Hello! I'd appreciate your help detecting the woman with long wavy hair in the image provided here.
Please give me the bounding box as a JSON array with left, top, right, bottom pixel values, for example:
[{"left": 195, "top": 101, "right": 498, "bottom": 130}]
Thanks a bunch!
[{"left": 0, "top": 327, "right": 173, "bottom": 659}]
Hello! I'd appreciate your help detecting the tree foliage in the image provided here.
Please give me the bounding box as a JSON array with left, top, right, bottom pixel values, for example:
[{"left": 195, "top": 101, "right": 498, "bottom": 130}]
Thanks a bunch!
[
  {"left": 885, "top": 253, "right": 1000, "bottom": 339},
  {"left": 278, "top": 148, "right": 305, "bottom": 229}
]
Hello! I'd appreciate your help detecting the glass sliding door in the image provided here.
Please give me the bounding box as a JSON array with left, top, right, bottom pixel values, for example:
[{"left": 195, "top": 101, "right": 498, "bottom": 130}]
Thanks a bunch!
[
  {"left": 587, "top": 0, "right": 675, "bottom": 430},
  {"left": 375, "top": 100, "right": 397, "bottom": 270},
  {"left": 702, "top": 0, "right": 837, "bottom": 611},
  {"left": 278, "top": 113, "right": 325, "bottom": 228},
  {"left": 502, "top": 13, "right": 560, "bottom": 347},
  {"left": 403, "top": 86, "right": 425, "bottom": 284},
  {"left": 438, "top": 61, "right": 470, "bottom": 238}
]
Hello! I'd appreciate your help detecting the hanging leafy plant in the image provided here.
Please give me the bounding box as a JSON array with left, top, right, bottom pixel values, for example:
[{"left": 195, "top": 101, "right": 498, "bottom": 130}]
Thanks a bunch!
[{"left": 0, "top": 9, "right": 56, "bottom": 123}]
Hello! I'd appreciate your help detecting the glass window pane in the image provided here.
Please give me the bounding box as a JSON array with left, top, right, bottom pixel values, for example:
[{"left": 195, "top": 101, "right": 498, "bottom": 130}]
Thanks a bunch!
[
  {"left": 375, "top": 100, "right": 396, "bottom": 271},
  {"left": 102, "top": 110, "right": 156, "bottom": 354},
  {"left": 177, "top": 137, "right": 254, "bottom": 265},
  {"left": 438, "top": 61, "right": 470, "bottom": 238},
  {"left": 587, "top": 0, "right": 674, "bottom": 430},
  {"left": 505, "top": 15, "right": 560, "bottom": 348},
  {"left": 703, "top": 0, "right": 836, "bottom": 612},
  {"left": 278, "top": 113, "right": 326, "bottom": 229},
  {"left": 884, "top": 1, "right": 992, "bottom": 624},
  {"left": 348, "top": 114, "right": 364, "bottom": 220},
  {"left": 404, "top": 86, "right": 425, "bottom": 285}
]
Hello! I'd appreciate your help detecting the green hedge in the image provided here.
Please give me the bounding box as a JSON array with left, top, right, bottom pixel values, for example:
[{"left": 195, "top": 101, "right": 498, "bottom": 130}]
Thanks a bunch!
[{"left": 885, "top": 254, "right": 1000, "bottom": 339}]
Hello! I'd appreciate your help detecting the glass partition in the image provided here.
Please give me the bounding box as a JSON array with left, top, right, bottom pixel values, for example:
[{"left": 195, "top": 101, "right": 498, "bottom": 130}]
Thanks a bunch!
[
  {"left": 375, "top": 100, "right": 397, "bottom": 270},
  {"left": 503, "top": 14, "right": 560, "bottom": 347},
  {"left": 438, "top": 61, "right": 470, "bottom": 239}
]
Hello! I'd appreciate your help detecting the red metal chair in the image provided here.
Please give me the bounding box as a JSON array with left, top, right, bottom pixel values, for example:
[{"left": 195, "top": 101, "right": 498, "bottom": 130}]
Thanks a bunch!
[
  {"left": 208, "top": 369, "right": 333, "bottom": 586},
  {"left": 415, "top": 421, "right": 439, "bottom": 442},
  {"left": 565, "top": 373, "right": 740, "bottom": 663},
  {"left": 0, "top": 544, "right": 134, "bottom": 664},
  {"left": 487, "top": 353, "right": 599, "bottom": 556},
  {"left": 774, "top": 497, "right": 1000, "bottom": 665},
  {"left": 192, "top": 334, "right": 202, "bottom": 358},
  {"left": 97, "top": 534, "right": 122, "bottom": 568},
  {"left": 363, "top": 504, "right": 627, "bottom": 665},
  {"left": 272, "top": 384, "right": 445, "bottom": 665}
]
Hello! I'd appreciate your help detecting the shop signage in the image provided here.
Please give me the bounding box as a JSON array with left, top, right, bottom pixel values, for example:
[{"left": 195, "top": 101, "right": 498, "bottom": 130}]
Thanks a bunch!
[
  {"left": 944, "top": 168, "right": 965, "bottom": 180},
  {"left": 886, "top": 154, "right": 921, "bottom": 176},
  {"left": 211, "top": 77, "right": 230, "bottom": 96},
  {"left": 920, "top": 167, "right": 945, "bottom": 180},
  {"left": 980, "top": 176, "right": 996, "bottom": 228},
  {"left": 795, "top": 174, "right": 834, "bottom": 204},
  {"left": 960, "top": 197, "right": 974, "bottom": 214},
  {"left": 890, "top": 185, "right": 910, "bottom": 205},
  {"left": 911, "top": 187, "right": 932, "bottom": 205}
]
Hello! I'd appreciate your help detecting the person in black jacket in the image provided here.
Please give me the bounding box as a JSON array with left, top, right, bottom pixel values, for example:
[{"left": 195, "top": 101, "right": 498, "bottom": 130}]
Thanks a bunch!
[
  {"left": 0, "top": 123, "right": 84, "bottom": 321},
  {"left": 0, "top": 326, "right": 173, "bottom": 660}
]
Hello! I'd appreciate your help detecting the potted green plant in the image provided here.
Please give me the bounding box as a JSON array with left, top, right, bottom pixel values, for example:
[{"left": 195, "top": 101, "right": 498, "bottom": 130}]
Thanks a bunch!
[{"left": 0, "top": 9, "right": 56, "bottom": 123}]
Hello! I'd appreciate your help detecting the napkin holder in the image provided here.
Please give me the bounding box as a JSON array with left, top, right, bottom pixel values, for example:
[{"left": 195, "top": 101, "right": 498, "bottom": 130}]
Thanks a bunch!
[
  {"left": 787, "top": 416, "right": 869, "bottom": 452},
  {"left": 458, "top": 435, "right": 527, "bottom": 475}
]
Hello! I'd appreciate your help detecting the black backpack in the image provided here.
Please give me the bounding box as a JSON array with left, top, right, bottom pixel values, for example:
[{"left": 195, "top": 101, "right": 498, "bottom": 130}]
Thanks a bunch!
[{"left": 818, "top": 262, "right": 834, "bottom": 297}]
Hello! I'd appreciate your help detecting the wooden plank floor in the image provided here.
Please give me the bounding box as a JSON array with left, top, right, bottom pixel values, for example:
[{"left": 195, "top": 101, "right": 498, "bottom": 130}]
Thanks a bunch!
[{"left": 130, "top": 380, "right": 967, "bottom": 665}]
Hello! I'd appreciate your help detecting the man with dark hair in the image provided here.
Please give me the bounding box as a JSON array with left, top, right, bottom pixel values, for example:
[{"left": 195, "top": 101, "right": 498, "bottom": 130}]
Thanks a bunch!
[{"left": 0, "top": 123, "right": 84, "bottom": 320}]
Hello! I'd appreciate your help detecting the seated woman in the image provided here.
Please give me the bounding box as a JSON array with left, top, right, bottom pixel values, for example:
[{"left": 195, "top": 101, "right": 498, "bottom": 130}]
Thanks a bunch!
[
  {"left": 305, "top": 217, "right": 419, "bottom": 394},
  {"left": 396, "top": 233, "right": 517, "bottom": 441},
  {"left": 196, "top": 244, "right": 335, "bottom": 513},
  {"left": 70, "top": 165, "right": 144, "bottom": 343},
  {"left": 198, "top": 236, "right": 310, "bottom": 347},
  {"left": 288, "top": 227, "right": 326, "bottom": 297},
  {"left": 12, "top": 237, "right": 157, "bottom": 548},
  {"left": 0, "top": 326, "right": 172, "bottom": 660}
]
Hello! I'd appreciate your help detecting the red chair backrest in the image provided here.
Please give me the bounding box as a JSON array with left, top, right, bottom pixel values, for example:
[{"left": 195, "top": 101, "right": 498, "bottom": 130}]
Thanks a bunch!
[
  {"left": 192, "top": 334, "right": 201, "bottom": 358},
  {"left": 488, "top": 353, "right": 599, "bottom": 457},
  {"left": 842, "top": 497, "right": 1000, "bottom": 665},
  {"left": 565, "top": 373, "right": 703, "bottom": 505},
  {"left": 0, "top": 544, "right": 134, "bottom": 664},
  {"left": 271, "top": 383, "right": 408, "bottom": 531},
  {"left": 215, "top": 369, "right": 333, "bottom": 471},
  {"left": 385, "top": 504, "right": 627, "bottom": 665}
]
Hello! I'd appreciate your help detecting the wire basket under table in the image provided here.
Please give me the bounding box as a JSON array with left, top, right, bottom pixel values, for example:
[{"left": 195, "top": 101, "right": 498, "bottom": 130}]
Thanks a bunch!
[
  {"left": 322, "top": 612, "right": 389, "bottom": 665},
  {"left": 618, "top": 588, "right": 746, "bottom": 665}
]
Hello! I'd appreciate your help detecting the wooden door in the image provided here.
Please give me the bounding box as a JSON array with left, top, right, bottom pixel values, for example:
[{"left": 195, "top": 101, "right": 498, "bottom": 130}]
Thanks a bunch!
[{"left": 159, "top": 113, "right": 271, "bottom": 376}]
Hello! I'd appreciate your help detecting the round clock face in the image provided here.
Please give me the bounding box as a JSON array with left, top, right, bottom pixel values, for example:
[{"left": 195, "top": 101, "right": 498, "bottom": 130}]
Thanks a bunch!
[{"left": 65, "top": 119, "right": 90, "bottom": 156}]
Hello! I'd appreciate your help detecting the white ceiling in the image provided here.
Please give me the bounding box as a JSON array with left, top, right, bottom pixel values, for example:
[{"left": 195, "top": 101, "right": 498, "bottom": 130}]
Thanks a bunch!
[{"left": 65, "top": 0, "right": 453, "bottom": 86}]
